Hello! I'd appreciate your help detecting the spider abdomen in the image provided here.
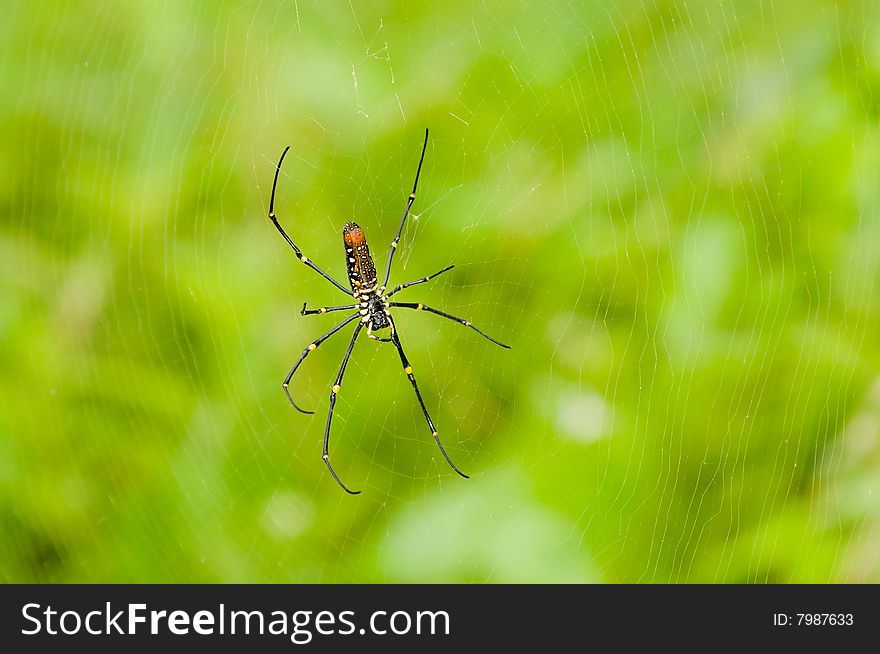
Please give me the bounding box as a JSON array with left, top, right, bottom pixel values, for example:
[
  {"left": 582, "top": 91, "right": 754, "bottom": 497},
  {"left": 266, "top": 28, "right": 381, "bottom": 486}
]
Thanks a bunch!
[
  {"left": 343, "top": 222, "right": 377, "bottom": 292},
  {"left": 345, "top": 222, "right": 390, "bottom": 333}
]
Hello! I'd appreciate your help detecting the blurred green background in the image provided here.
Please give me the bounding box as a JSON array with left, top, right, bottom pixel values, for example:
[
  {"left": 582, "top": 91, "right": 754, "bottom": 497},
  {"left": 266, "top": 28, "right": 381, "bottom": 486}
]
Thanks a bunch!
[{"left": 3, "top": 0, "right": 880, "bottom": 583}]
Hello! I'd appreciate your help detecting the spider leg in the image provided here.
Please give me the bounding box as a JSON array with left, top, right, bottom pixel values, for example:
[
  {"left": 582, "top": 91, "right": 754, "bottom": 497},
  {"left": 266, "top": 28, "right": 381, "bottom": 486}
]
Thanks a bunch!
[
  {"left": 301, "top": 302, "right": 358, "bottom": 316},
  {"left": 388, "top": 302, "right": 511, "bottom": 349},
  {"left": 323, "top": 320, "right": 365, "bottom": 494},
  {"left": 387, "top": 316, "right": 469, "bottom": 480},
  {"left": 381, "top": 129, "right": 429, "bottom": 292},
  {"left": 366, "top": 319, "right": 394, "bottom": 343},
  {"left": 385, "top": 264, "right": 454, "bottom": 299},
  {"left": 269, "top": 146, "right": 351, "bottom": 295},
  {"left": 283, "top": 312, "right": 360, "bottom": 414}
]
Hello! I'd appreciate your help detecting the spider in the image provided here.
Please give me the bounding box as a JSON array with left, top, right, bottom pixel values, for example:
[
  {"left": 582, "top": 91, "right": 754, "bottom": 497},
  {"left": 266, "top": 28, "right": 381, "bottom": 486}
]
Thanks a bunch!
[{"left": 267, "top": 129, "right": 510, "bottom": 494}]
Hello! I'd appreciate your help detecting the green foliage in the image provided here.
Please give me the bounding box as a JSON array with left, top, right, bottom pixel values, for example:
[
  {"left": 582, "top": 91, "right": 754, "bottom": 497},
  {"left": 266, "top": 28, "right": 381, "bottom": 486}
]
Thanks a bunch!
[{"left": 2, "top": 0, "right": 880, "bottom": 582}]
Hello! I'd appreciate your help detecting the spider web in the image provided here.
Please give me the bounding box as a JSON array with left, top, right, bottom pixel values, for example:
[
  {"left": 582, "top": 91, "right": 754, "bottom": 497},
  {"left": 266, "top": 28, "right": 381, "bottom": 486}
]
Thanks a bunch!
[{"left": 3, "top": 0, "right": 880, "bottom": 583}]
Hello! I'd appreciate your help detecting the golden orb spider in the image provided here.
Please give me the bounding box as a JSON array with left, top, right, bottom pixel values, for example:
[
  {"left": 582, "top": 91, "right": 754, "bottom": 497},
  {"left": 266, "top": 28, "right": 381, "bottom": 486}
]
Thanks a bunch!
[{"left": 267, "top": 129, "right": 510, "bottom": 493}]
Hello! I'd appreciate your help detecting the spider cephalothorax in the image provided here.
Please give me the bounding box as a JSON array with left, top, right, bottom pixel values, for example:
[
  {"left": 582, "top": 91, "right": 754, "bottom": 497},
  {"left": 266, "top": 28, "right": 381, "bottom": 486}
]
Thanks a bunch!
[{"left": 267, "top": 129, "right": 510, "bottom": 494}]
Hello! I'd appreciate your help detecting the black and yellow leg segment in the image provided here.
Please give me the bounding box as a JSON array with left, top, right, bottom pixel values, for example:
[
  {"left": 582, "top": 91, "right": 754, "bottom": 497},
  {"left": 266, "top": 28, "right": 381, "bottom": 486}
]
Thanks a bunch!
[
  {"left": 388, "top": 317, "right": 469, "bottom": 480},
  {"left": 367, "top": 319, "right": 395, "bottom": 343},
  {"left": 283, "top": 312, "right": 359, "bottom": 414},
  {"left": 388, "top": 302, "right": 511, "bottom": 349},
  {"left": 384, "top": 264, "right": 455, "bottom": 297},
  {"left": 323, "top": 320, "right": 365, "bottom": 494},
  {"left": 381, "top": 129, "right": 429, "bottom": 291},
  {"left": 269, "top": 146, "right": 352, "bottom": 296},
  {"left": 301, "top": 302, "right": 358, "bottom": 316}
]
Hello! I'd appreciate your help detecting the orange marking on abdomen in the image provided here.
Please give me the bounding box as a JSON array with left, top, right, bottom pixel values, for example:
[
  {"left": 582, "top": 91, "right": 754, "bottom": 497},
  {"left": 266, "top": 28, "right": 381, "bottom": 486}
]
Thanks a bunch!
[
  {"left": 343, "top": 222, "right": 365, "bottom": 247},
  {"left": 342, "top": 221, "right": 377, "bottom": 290}
]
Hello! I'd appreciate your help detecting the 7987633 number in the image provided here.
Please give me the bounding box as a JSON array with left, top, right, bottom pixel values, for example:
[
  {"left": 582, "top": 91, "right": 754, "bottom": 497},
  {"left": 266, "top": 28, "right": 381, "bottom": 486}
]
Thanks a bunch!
[{"left": 797, "top": 613, "right": 853, "bottom": 626}]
